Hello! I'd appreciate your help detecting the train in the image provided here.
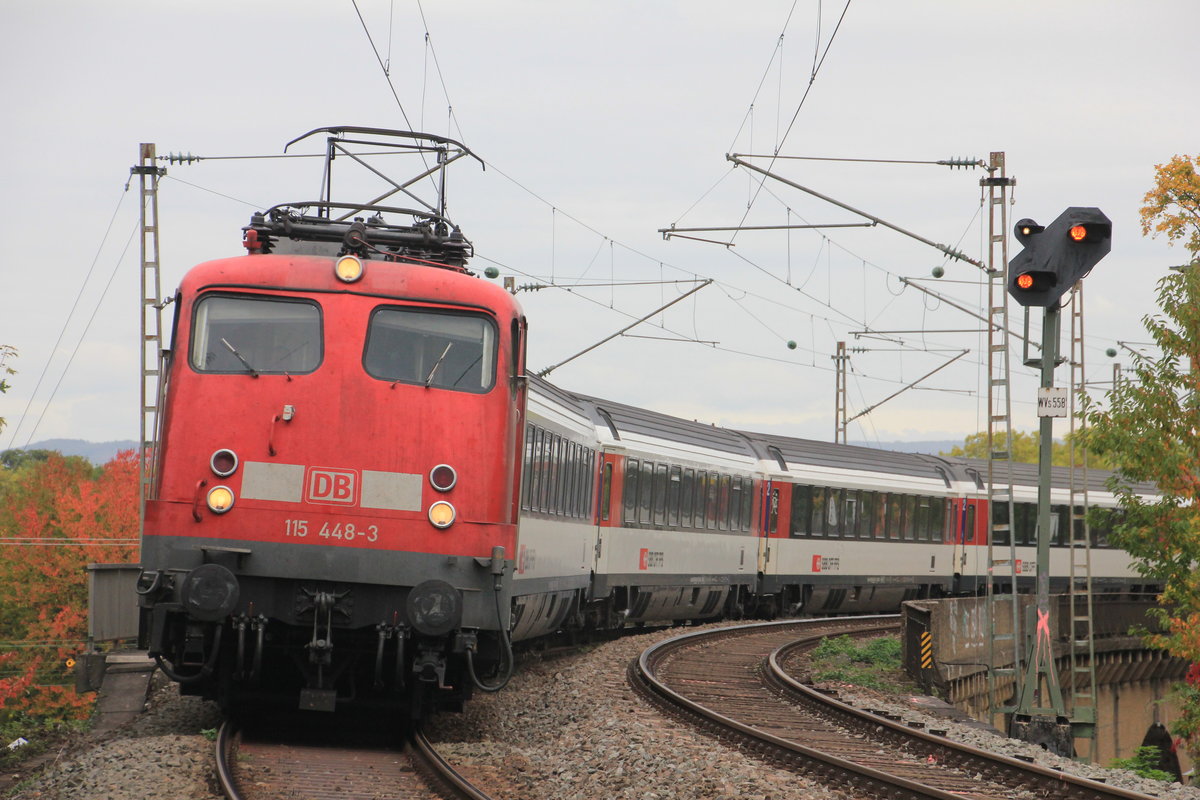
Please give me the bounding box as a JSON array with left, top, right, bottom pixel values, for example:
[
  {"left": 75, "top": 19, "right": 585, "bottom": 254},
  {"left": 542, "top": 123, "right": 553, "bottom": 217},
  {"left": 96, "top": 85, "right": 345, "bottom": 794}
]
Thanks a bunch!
[{"left": 136, "top": 128, "right": 1156, "bottom": 718}]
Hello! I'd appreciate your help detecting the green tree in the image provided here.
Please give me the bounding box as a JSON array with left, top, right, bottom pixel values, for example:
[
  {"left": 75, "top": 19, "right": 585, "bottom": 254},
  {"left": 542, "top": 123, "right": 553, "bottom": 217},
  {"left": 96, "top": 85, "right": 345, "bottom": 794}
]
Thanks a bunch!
[
  {"left": 941, "top": 429, "right": 1103, "bottom": 468},
  {"left": 0, "top": 344, "right": 14, "bottom": 436},
  {"left": 1082, "top": 153, "right": 1200, "bottom": 758}
]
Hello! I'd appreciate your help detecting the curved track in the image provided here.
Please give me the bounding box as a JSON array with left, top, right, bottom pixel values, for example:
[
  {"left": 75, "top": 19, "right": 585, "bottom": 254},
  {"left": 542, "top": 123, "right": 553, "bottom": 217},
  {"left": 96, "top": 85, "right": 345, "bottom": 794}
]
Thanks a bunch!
[
  {"left": 215, "top": 720, "right": 496, "bottom": 800},
  {"left": 631, "top": 616, "right": 1162, "bottom": 800}
]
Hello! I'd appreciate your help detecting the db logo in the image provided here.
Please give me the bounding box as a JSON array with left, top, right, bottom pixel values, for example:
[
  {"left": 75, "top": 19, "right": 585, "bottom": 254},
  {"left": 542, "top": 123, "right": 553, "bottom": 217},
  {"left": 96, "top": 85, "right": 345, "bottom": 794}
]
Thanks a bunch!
[
  {"left": 812, "top": 554, "right": 822, "bottom": 573},
  {"left": 305, "top": 467, "right": 358, "bottom": 506}
]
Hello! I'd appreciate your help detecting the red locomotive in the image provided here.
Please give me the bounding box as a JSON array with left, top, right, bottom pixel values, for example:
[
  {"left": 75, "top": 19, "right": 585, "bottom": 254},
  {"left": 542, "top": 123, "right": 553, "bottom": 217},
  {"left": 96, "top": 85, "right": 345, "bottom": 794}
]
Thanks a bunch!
[{"left": 139, "top": 128, "right": 526, "bottom": 715}]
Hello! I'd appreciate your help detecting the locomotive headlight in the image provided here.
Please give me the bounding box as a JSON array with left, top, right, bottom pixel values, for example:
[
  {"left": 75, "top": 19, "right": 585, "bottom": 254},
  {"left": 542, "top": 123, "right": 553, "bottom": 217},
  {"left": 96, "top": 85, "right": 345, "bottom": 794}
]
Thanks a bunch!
[
  {"left": 334, "top": 255, "right": 364, "bottom": 283},
  {"left": 428, "top": 500, "right": 456, "bottom": 529},
  {"left": 210, "top": 448, "right": 239, "bottom": 478},
  {"left": 206, "top": 485, "right": 236, "bottom": 514},
  {"left": 429, "top": 464, "right": 457, "bottom": 492}
]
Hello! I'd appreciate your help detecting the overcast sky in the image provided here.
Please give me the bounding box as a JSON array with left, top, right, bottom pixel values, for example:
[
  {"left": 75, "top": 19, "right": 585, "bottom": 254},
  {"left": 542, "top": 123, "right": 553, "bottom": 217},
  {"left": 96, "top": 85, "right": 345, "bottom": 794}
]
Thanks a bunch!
[{"left": 2, "top": 1, "right": 1196, "bottom": 450}]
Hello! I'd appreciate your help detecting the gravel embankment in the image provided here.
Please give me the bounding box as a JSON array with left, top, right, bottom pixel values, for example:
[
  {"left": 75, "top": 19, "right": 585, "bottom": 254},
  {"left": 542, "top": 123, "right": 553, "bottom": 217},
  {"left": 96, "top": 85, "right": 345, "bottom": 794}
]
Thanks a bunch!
[
  {"left": 9, "top": 622, "right": 1200, "bottom": 800},
  {"left": 9, "top": 673, "right": 222, "bottom": 800}
]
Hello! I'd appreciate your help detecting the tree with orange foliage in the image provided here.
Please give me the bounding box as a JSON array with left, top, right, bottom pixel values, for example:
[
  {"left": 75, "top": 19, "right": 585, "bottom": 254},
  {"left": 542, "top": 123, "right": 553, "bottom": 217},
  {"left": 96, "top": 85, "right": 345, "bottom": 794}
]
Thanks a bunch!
[
  {"left": 1083, "top": 153, "right": 1200, "bottom": 758},
  {"left": 0, "top": 452, "right": 138, "bottom": 721}
]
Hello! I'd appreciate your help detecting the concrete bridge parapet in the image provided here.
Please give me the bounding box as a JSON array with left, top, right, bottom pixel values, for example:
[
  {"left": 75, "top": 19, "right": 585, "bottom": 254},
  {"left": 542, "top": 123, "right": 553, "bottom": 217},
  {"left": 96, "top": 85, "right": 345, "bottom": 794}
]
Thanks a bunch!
[{"left": 901, "top": 595, "right": 1189, "bottom": 770}]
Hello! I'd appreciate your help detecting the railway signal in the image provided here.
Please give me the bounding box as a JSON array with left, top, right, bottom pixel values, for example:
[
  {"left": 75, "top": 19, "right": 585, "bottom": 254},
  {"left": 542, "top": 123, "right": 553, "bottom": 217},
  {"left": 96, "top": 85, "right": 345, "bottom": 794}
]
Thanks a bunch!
[{"left": 1007, "top": 208, "right": 1111, "bottom": 307}]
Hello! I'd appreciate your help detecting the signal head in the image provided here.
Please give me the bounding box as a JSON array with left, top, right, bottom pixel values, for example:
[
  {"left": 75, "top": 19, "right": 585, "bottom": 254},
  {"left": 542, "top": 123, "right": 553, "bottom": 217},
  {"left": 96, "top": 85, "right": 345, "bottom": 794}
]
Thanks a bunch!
[
  {"left": 1014, "top": 218, "right": 1044, "bottom": 245},
  {"left": 1009, "top": 269, "right": 1058, "bottom": 306}
]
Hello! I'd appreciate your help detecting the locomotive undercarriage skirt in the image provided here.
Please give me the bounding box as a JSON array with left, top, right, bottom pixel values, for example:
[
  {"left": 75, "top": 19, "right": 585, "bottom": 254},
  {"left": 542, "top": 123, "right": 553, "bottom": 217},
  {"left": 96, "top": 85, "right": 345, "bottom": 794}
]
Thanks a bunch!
[{"left": 140, "top": 533, "right": 513, "bottom": 631}]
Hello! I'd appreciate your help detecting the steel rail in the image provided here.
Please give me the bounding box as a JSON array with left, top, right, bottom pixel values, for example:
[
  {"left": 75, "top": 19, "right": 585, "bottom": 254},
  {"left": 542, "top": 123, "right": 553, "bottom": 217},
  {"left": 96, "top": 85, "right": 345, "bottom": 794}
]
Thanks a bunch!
[
  {"left": 214, "top": 719, "right": 241, "bottom": 800},
  {"left": 632, "top": 617, "right": 969, "bottom": 800},
  {"left": 634, "top": 617, "right": 1165, "bottom": 800},
  {"left": 215, "top": 717, "right": 496, "bottom": 800},
  {"left": 411, "top": 727, "right": 497, "bottom": 800},
  {"left": 765, "top": 639, "right": 1159, "bottom": 800}
]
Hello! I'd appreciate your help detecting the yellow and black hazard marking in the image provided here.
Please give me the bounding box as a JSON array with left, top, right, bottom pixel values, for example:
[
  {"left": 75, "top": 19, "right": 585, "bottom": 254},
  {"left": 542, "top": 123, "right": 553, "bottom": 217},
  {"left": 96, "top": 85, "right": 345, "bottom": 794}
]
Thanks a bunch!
[{"left": 920, "top": 631, "right": 933, "bottom": 670}]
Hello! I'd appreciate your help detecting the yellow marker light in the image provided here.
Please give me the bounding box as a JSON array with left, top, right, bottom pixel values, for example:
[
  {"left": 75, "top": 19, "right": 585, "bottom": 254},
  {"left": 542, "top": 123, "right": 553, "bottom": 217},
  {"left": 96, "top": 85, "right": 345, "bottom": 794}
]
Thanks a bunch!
[
  {"left": 206, "top": 485, "right": 236, "bottom": 514},
  {"left": 1016, "top": 273, "right": 1035, "bottom": 290},
  {"left": 428, "top": 500, "right": 456, "bottom": 529},
  {"left": 1069, "top": 224, "right": 1087, "bottom": 242},
  {"left": 335, "top": 255, "right": 364, "bottom": 283}
]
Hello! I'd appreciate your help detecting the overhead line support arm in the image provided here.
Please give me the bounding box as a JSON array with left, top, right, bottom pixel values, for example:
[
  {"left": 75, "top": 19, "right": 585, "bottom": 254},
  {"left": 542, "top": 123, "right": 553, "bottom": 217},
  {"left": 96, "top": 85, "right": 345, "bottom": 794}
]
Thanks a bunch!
[
  {"left": 726, "top": 154, "right": 985, "bottom": 270},
  {"left": 534, "top": 280, "right": 713, "bottom": 378}
]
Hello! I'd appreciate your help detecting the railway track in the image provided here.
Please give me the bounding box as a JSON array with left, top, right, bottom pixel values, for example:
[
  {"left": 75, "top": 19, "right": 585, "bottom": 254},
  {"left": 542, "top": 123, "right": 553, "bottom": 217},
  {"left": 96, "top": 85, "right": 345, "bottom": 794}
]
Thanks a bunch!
[
  {"left": 214, "top": 719, "right": 495, "bottom": 800},
  {"left": 631, "top": 616, "right": 1162, "bottom": 800}
]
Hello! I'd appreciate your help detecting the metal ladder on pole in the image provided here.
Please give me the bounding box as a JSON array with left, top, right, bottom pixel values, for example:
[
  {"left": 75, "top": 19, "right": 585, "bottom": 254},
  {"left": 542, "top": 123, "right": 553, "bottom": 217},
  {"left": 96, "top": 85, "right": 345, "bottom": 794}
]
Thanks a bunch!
[
  {"left": 982, "top": 152, "right": 1021, "bottom": 726},
  {"left": 133, "top": 143, "right": 166, "bottom": 541},
  {"left": 1067, "top": 284, "right": 1098, "bottom": 758},
  {"left": 833, "top": 341, "right": 848, "bottom": 444}
]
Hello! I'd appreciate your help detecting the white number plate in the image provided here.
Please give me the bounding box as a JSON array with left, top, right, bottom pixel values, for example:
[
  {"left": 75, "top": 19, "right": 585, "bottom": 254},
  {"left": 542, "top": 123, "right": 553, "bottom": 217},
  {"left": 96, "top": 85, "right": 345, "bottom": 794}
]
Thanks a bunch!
[{"left": 284, "top": 518, "right": 379, "bottom": 543}]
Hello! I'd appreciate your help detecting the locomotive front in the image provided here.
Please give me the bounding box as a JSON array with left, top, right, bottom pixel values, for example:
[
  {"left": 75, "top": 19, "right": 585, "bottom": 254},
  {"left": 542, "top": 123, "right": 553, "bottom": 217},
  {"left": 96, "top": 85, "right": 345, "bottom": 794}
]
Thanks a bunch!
[{"left": 137, "top": 199, "right": 526, "bottom": 716}]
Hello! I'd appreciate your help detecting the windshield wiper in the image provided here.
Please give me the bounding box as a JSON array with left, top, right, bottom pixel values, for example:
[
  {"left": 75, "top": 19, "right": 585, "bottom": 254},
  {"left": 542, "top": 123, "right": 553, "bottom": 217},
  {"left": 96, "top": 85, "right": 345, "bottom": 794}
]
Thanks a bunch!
[
  {"left": 424, "top": 343, "right": 453, "bottom": 387},
  {"left": 221, "top": 338, "right": 259, "bottom": 378}
]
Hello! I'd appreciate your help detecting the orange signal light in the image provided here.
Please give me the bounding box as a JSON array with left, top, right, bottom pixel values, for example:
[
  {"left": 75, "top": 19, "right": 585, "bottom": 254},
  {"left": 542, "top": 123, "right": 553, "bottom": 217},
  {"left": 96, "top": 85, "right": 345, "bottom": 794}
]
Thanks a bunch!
[
  {"left": 1016, "top": 273, "right": 1035, "bottom": 290},
  {"left": 1069, "top": 224, "right": 1087, "bottom": 242}
]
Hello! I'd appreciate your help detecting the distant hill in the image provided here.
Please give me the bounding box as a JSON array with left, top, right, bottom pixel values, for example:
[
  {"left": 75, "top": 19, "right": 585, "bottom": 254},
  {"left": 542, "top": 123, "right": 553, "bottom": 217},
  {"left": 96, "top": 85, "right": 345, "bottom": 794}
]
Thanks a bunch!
[{"left": 17, "top": 439, "right": 139, "bottom": 465}]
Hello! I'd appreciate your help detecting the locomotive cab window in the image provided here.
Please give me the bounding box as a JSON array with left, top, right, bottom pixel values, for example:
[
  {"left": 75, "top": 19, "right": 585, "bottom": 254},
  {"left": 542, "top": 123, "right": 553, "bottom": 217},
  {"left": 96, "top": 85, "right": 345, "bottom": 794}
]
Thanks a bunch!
[
  {"left": 364, "top": 307, "right": 497, "bottom": 393},
  {"left": 190, "top": 295, "right": 322, "bottom": 374}
]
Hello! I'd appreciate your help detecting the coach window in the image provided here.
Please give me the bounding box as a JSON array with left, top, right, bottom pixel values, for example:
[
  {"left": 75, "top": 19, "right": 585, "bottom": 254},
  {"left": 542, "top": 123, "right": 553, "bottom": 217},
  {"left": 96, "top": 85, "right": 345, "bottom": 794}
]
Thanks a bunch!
[
  {"left": 521, "top": 427, "right": 535, "bottom": 510},
  {"left": 883, "top": 493, "right": 900, "bottom": 540},
  {"left": 364, "top": 307, "right": 496, "bottom": 393},
  {"left": 599, "top": 462, "right": 612, "bottom": 521},
  {"left": 191, "top": 295, "right": 322, "bottom": 374},
  {"left": 935, "top": 499, "right": 949, "bottom": 542},
  {"left": 694, "top": 472, "right": 708, "bottom": 529},
  {"left": 827, "top": 488, "right": 844, "bottom": 538},
  {"left": 1014, "top": 503, "right": 1036, "bottom": 546},
  {"left": 539, "top": 431, "right": 551, "bottom": 513},
  {"left": 768, "top": 488, "right": 780, "bottom": 535},
  {"left": 706, "top": 475, "right": 720, "bottom": 530},
  {"left": 715, "top": 475, "right": 730, "bottom": 531},
  {"left": 914, "top": 498, "right": 932, "bottom": 541},
  {"left": 652, "top": 463, "right": 669, "bottom": 526},
  {"left": 681, "top": 468, "right": 695, "bottom": 528},
  {"left": 843, "top": 490, "right": 861, "bottom": 539},
  {"left": 992, "top": 500, "right": 1011, "bottom": 546},
  {"left": 741, "top": 478, "right": 754, "bottom": 531},
  {"left": 1052, "top": 505, "right": 1071, "bottom": 546},
  {"left": 1090, "top": 507, "right": 1116, "bottom": 547},
  {"left": 795, "top": 485, "right": 811, "bottom": 537},
  {"left": 810, "top": 488, "right": 828, "bottom": 537},
  {"left": 861, "top": 492, "right": 882, "bottom": 539},
  {"left": 572, "top": 443, "right": 584, "bottom": 517},
  {"left": 902, "top": 496, "right": 918, "bottom": 540},
  {"left": 559, "top": 440, "right": 572, "bottom": 516},
  {"left": 552, "top": 435, "right": 566, "bottom": 514},
  {"left": 639, "top": 461, "right": 654, "bottom": 526},
  {"left": 623, "top": 458, "right": 639, "bottom": 525},
  {"left": 529, "top": 428, "right": 544, "bottom": 513},
  {"left": 544, "top": 435, "right": 557, "bottom": 514},
  {"left": 667, "top": 466, "right": 682, "bottom": 527}
]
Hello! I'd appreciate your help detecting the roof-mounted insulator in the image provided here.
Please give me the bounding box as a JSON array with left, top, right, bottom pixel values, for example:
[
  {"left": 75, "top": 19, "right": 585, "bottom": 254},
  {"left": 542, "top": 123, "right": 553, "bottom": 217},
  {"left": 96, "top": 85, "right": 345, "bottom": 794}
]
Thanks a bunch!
[
  {"left": 243, "top": 228, "right": 264, "bottom": 254},
  {"left": 937, "top": 157, "right": 984, "bottom": 170},
  {"left": 341, "top": 218, "right": 369, "bottom": 257}
]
